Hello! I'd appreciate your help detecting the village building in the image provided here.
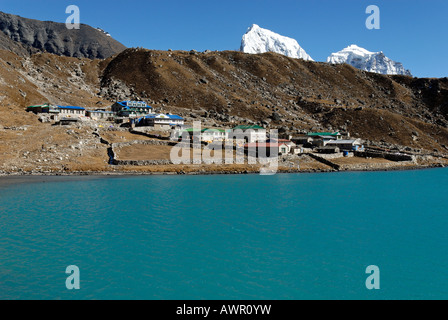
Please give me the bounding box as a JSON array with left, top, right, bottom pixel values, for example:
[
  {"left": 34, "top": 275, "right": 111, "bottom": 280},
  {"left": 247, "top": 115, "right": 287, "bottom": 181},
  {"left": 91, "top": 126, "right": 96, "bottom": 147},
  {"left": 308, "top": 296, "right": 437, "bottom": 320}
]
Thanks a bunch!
[
  {"left": 86, "top": 110, "right": 115, "bottom": 120},
  {"left": 27, "top": 104, "right": 86, "bottom": 121},
  {"left": 267, "top": 138, "right": 295, "bottom": 146},
  {"left": 244, "top": 142, "right": 291, "bottom": 158},
  {"left": 171, "top": 127, "right": 201, "bottom": 143},
  {"left": 317, "top": 146, "right": 341, "bottom": 154},
  {"left": 201, "top": 128, "right": 228, "bottom": 143},
  {"left": 26, "top": 104, "right": 61, "bottom": 115},
  {"left": 244, "top": 137, "right": 300, "bottom": 157},
  {"left": 278, "top": 143, "right": 291, "bottom": 155},
  {"left": 171, "top": 127, "right": 229, "bottom": 143},
  {"left": 306, "top": 132, "right": 343, "bottom": 147},
  {"left": 58, "top": 106, "right": 86, "bottom": 118},
  {"left": 292, "top": 135, "right": 313, "bottom": 146},
  {"left": 231, "top": 125, "right": 267, "bottom": 143},
  {"left": 325, "top": 139, "right": 364, "bottom": 151},
  {"left": 44, "top": 105, "right": 61, "bottom": 115},
  {"left": 26, "top": 104, "right": 50, "bottom": 114},
  {"left": 112, "top": 101, "right": 153, "bottom": 117},
  {"left": 307, "top": 132, "right": 343, "bottom": 140},
  {"left": 265, "top": 138, "right": 301, "bottom": 154},
  {"left": 136, "top": 113, "right": 184, "bottom": 130}
]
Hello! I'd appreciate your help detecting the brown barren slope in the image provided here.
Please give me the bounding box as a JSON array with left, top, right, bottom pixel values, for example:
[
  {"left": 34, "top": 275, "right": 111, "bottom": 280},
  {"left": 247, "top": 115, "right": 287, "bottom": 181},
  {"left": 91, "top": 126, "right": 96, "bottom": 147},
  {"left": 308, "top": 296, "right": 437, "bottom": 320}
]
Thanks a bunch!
[
  {"left": 100, "top": 49, "right": 448, "bottom": 152},
  {"left": 0, "top": 47, "right": 447, "bottom": 174}
]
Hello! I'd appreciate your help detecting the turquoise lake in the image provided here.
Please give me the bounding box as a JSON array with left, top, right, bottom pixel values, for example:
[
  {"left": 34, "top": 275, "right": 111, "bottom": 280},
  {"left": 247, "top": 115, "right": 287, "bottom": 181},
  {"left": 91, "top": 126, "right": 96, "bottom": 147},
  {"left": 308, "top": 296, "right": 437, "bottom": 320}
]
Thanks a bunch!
[{"left": 0, "top": 169, "right": 448, "bottom": 300}]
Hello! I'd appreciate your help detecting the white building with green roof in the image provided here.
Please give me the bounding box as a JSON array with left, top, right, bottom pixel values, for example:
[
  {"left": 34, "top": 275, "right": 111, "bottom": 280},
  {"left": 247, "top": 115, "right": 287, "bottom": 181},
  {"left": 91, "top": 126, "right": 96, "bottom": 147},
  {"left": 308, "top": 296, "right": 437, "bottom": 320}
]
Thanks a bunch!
[
  {"left": 231, "top": 125, "right": 267, "bottom": 143},
  {"left": 201, "top": 128, "right": 228, "bottom": 142},
  {"left": 171, "top": 127, "right": 229, "bottom": 142},
  {"left": 307, "top": 132, "right": 342, "bottom": 139}
]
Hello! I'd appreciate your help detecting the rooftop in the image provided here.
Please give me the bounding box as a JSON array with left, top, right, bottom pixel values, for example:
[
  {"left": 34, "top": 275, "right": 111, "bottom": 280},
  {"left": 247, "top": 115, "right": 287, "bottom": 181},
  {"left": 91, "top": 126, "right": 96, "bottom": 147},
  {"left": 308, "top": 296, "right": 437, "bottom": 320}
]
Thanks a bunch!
[
  {"left": 233, "top": 125, "right": 265, "bottom": 130},
  {"left": 244, "top": 142, "right": 288, "bottom": 148},
  {"left": 183, "top": 128, "right": 225, "bottom": 133},
  {"left": 58, "top": 106, "right": 85, "bottom": 110},
  {"left": 267, "top": 139, "right": 293, "bottom": 143},
  {"left": 307, "top": 132, "right": 341, "bottom": 137},
  {"left": 26, "top": 103, "right": 49, "bottom": 108},
  {"left": 145, "top": 114, "right": 184, "bottom": 120},
  {"left": 202, "top": 128, "right": 226, "bottom": 133},
  {"left": 326, "top": 139, "right": 361, "bottom": 144},
  {"left": 117, "top": 101, "right": 152, "bottom": 108},
  {"left": 88, "top": 110, "right": 114, "bottom": 114}
]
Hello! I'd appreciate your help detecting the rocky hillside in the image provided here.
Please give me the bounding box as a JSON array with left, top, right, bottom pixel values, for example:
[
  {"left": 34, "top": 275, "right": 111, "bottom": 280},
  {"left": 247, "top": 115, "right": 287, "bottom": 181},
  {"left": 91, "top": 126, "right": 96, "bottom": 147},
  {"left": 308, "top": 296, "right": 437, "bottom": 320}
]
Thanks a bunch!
[
  {"left": 98, "top": 48, "right": 448, "bottom": 151},
  {"left": 0, "top": 11, "right": 126, "bottom": 59},
  {"left": 1, "top": 46, "right": 447, "bottom": 156},
  {"left": 0, "top": 29, "right": 32, "bottom": 56}
]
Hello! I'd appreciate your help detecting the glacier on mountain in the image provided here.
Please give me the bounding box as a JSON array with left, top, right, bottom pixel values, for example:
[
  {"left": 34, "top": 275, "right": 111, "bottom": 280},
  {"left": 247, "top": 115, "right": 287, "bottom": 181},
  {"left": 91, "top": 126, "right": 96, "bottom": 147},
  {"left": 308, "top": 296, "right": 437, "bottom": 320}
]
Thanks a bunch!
[
  {"left": 327, "top": 45, "right": 411, "bottom": 76},
  {"left": 240, "top": 24, "right": 313, "bottom": 61}
]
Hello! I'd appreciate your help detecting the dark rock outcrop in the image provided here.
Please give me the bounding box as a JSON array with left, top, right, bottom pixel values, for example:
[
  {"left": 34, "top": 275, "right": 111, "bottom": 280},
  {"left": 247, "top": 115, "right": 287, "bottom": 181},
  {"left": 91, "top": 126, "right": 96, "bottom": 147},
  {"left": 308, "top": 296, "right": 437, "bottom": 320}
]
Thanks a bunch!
[
  {"left": 0, "top": 28, "right": 31, "bottom": 56},
  {"left": 0, "top": 11, "right": 126, "bottom": 59}
]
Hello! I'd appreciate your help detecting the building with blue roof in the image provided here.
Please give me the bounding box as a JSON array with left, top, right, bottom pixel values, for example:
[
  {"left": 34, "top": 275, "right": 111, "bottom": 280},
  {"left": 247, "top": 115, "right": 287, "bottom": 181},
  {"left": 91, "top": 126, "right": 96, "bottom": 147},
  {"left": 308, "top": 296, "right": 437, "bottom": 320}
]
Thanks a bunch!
[
  {"left": 58, "top": 106, "right": 86, "bottom": 118},
  {"left": 111, "top": 101, "right": 153, "bottom": 117}
]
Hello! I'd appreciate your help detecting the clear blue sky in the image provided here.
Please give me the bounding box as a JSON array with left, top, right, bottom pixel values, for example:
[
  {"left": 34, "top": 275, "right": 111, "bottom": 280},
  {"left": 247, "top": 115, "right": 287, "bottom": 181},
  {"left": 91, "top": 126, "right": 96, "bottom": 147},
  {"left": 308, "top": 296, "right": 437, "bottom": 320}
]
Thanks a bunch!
[{"left": 1, "top": 0, "right": 447, "bottom": 78}]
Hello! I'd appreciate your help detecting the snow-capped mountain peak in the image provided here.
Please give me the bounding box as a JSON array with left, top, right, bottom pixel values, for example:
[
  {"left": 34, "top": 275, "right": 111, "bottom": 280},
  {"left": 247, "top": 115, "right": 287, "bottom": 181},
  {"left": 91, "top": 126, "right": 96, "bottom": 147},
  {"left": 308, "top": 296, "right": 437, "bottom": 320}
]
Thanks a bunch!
[
  {"left": 327, "top": 44, "right": 411, "bottom": 76},
  {"left": 240, "top": 24, "right": 313, "bottom": 61}
]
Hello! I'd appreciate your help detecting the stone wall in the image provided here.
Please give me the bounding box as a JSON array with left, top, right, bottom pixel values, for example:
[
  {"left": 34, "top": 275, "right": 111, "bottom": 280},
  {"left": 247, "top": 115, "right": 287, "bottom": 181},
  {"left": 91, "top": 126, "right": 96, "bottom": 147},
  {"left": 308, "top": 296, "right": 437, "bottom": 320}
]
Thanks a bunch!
[
  {"left": 355, "top": 150, "right": 414, "bottom": 162},
  {"left": 113, "top": 159, "right": 172, "bottom": 166},
  {"left": 130, "top": 128, "right": 171, "bottom": 140},
  {"left": 318, "top": 152, "right": 354, "bottom": 160},
  {"left": 337, "top": 162, "right": 410, "bottom": 171},
  {"left": 308, "top": 153, "right": 341, "bottom": 170},
  {"left": 112, "top": 140, "right": 177, "bottom": 149},
  {"left": 110, "top": 140, "right": 178, "bottom": 166}
]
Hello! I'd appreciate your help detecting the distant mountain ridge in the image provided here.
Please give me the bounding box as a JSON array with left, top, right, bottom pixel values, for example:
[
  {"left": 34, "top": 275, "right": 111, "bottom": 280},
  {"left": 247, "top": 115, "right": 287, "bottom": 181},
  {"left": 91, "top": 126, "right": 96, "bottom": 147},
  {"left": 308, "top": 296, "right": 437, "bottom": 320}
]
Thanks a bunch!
[
  {"left": 327, "top": 45, "right": 412, "bottom": 76},
  {"left": 0, "top": 11, "right": 126, "bottom": 59},
  {"left": 240, "top": 25, "right": 412, "bottom": 76}
]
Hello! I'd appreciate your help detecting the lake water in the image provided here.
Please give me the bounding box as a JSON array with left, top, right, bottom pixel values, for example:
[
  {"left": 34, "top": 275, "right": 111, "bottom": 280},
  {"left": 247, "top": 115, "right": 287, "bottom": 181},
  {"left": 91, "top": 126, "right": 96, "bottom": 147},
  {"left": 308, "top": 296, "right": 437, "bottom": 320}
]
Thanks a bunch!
[{"left": 1, "top": 169, "right": 448, "bottom": 300}]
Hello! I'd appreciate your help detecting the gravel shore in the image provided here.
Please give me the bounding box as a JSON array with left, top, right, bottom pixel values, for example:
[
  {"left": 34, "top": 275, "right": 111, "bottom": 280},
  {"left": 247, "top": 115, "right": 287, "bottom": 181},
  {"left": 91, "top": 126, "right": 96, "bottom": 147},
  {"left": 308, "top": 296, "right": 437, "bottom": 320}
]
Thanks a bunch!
[{"left": 0, "top": 163, "right": 446, "bottom": 188}]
